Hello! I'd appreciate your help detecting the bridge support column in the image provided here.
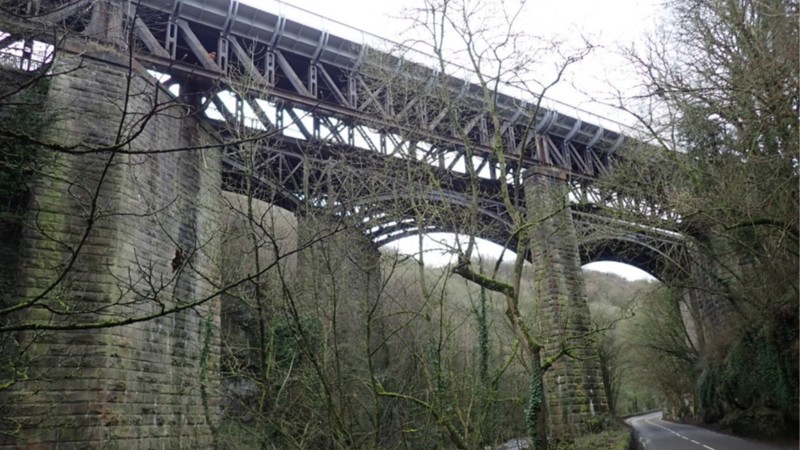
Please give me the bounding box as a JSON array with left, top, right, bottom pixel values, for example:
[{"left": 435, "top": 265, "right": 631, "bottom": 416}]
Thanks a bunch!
[
  {"left": 85, "top": 0, "right": 127, "bottom": 45},
  {"left": 0, "top": 50, "right": 222, "bottom": 447},
  {"left": 524, "top": 167, "right": 608, "bottom": 439},
  {"left": 295, "top": 213, "right": 386, "bottom": 444}
]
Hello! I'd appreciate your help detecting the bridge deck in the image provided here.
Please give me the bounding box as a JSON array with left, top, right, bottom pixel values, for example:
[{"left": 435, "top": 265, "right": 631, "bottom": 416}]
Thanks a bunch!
[{"left": 0, "top": 0, "right": 682, "bottom": 277}]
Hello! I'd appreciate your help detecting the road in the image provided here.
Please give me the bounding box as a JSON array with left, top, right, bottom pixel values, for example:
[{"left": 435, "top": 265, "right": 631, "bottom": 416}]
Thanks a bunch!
[{"left": 626, "top": 412, "right": 797, "bottom": 450}]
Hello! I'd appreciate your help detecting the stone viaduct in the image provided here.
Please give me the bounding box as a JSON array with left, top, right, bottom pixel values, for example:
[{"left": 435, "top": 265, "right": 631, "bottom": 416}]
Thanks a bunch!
[{"left": 0, "top": 0, "right": 696, "bottom": 448}]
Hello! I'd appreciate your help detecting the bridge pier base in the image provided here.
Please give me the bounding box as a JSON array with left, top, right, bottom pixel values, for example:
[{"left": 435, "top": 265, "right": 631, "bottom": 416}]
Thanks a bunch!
[
  {"left": 524, "top": 167, "right": 608, "bottom": 440},
  {"left": 0, "top": 50, "right": 222, "bottom": 447}
]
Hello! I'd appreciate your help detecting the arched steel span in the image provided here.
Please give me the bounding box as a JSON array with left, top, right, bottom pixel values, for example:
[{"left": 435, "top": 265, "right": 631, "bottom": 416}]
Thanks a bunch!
[
  {"left": 223, "top": 155, "right": 681, "bottom": 280},
  {"left": 220, "top": 131, "right": 683, "bottom": 280},
  {"left": 362, "top": 202, "right": 680, "bottom": 281},
  {"left": 362, "top": 207, "right": 683, "bottom": 281},
  {"left": 367, "top": 219, "right": 682, "bottom": 282},
  {"left": 578, "top": 236, "right": 683, "bottom": 282}
]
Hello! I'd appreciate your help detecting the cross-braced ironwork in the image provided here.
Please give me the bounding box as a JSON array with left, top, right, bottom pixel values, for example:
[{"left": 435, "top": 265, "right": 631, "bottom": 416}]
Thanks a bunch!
[{"left": 1, "top": 0, "right": 683, "bottom": 277}]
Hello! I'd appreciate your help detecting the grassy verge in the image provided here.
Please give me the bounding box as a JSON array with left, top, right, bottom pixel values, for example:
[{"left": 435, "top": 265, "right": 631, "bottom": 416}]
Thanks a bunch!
[{"left": 551, "top": 424, "right": 633, "bottom": 450}]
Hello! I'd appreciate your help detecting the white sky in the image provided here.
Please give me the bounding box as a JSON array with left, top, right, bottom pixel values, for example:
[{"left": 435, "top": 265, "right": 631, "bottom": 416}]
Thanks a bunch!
[
  {"left": 255, "top": 0, "right": 664, "bottom": 122},
  {"left": 248, "top": 0, "right": 662, "bottom": 280}
]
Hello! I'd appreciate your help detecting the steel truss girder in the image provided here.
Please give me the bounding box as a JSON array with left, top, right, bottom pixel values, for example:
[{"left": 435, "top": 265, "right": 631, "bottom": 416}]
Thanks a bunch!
[
  {"left": 128, "top": 14, "right": 573, "bottom": 173},
  {"left": 131, "top": 31, "right": 516, "bottom": 181},
  {"left": 135, "top": 50, "right": 667, "bottom": 233},
  {"left": 12, "top": 0, "right": 622, "bottom": 161},
  {"left": 13, "top": 1, "right": 679, "bottom": 263},
  {"left": 219, "top": 122, "right": 679, "bottom": 274}
]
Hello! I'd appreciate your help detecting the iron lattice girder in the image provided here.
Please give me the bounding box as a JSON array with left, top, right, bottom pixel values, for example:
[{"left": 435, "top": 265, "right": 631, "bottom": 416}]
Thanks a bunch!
[
  {"left": 220, "top": 129, "right": 681, "bottom": 275},
  {"left": 220, "top": 129, "right": 517, "bottom": 234},
  {"left": 122, "top": 0, "right": 624, "bottom": 179},
  {"left": 573, "top": 211, "right": 684, "bottom": 280},
  {"left": 123, "top": 3, "right": 680, "bottom": 270},
  {"left": 1, "top": 0, "right": 680, "bottom": 273}
]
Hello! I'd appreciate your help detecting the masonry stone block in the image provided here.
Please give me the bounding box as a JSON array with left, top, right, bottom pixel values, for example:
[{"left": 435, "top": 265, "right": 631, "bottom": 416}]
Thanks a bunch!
[
  {"left": 0, "top": 45, "right": 222, "bottom": 448},
  {"left": 524, "top": 167, "right": 608, "bottom": 439}
]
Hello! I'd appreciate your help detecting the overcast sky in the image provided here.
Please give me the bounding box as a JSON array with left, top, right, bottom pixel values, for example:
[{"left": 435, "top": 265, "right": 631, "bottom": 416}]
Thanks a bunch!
[
  {"left": 250, "top": 0, "right": 664, "bottom": 120},
  {"left": 246, "top": 0, "right": 664, "bottom": 280}
]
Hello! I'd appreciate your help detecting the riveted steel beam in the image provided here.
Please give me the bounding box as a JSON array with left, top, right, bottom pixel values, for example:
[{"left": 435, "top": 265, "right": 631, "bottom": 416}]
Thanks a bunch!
[
  {"left": 176, "top": 19, "right": 220, "bottom": 72},
  {"left": 165, "top": 20, "right": 178, "bottom": 58},
  {"left": 217, "top": 35, "right": 230, "bottom": 72},
  {"left": 316, "top": 64, "right": 351, "bottom": 108},
  {"left": 245, "top": 97, "right": 274, "bottom": 129},
  {"left": 228, "top": 36, "right": 270, "bottom": 86},
  {"left": 264, "top": 51, "right": 276, "bottom": 85},
  {"left": 585, "top": 126, "right": 604, "bottom": 149},
  {"left": 274, "top": 49, "right": 312, "bottom": 97},
  {"left": 355, "top": 76, "right": 386, "bottom": 115},
  {"left": 283, "top": 105, "right": 313, "bottom": 140},
  {"left": 134, "top": 17, "right": 169, "bottom": 58},
  {"left": 568, "top": 138, "right": 591, "bottom": 174}
]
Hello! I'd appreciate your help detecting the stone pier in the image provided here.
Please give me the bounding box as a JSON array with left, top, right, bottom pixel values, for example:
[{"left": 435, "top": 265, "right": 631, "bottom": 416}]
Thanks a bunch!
[
  {"left": 524, "top": 167, "right": 608, "bottom": 439},
  {"left": 0, "top": 46, "right": 222, "bottom": 447}
]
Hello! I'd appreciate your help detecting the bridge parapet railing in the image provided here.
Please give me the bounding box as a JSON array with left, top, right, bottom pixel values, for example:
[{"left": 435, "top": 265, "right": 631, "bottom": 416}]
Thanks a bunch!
[{"left": 190, "top": 0, "right": 635, "bottom": 141}]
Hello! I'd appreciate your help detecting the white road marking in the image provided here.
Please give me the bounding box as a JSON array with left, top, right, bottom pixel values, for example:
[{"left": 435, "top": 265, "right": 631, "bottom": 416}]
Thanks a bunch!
[{"left": 641, "top": 415, "right": 717, "bottom": 450}]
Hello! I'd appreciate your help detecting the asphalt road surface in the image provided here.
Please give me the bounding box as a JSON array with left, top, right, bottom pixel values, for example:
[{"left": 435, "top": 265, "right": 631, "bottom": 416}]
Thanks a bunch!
[{"left": 626, "top": 412, "right": 798, "bottom": 450}]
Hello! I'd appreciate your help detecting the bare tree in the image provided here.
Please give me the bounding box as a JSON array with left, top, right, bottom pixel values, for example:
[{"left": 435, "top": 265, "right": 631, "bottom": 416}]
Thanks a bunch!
[
  {"left": 345, "top": 0, "right": 621, "bottom": 447},
  {"left": 601, "top": 0, "right": 798, "bottom": 435},
  {"left": 0, "top": 1, "right": 332, "bottom": 444}
]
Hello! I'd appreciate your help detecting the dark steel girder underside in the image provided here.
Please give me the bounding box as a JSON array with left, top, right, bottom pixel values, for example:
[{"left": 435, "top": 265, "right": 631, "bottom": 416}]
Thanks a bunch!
[{"left": 0, "top": 0, "right": 683, "bottom": 278}]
